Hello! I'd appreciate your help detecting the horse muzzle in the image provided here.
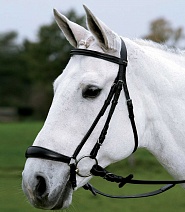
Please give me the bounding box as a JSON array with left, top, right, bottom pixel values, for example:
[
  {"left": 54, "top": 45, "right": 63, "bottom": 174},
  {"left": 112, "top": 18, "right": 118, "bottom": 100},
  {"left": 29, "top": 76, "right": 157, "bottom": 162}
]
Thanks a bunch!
[{"left": 22, "top": 159, "right": 73, "bottom": 210}]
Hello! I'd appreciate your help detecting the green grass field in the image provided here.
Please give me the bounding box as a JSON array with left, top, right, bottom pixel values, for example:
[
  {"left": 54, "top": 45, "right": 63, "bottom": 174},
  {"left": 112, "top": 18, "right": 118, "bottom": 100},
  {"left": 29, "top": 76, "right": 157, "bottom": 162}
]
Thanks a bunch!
[{"left": 1, "top": 122, "right": 185, "bottom": 212}]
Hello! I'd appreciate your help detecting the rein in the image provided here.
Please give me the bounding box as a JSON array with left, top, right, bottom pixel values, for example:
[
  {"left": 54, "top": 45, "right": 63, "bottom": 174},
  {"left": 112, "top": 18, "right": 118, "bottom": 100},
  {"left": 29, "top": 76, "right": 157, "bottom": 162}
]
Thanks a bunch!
[{"left": 25, "top": 38, "right": 185, "bottom": 199}]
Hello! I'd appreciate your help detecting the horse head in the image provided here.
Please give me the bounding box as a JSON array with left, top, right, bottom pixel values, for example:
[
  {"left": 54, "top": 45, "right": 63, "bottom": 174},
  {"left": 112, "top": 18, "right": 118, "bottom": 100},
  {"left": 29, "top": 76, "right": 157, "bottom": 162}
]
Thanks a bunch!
[{"left": 22, "top": 5, "right": 146, "bottom": 210}]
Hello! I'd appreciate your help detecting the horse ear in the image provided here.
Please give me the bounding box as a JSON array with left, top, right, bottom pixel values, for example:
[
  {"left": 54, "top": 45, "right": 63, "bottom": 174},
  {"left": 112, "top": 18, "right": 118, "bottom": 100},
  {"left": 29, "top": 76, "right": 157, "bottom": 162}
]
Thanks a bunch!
[
  {"left": 53, "top": 9, "right": 91, "bottom": 48},
  {"left": 83, "top": 5, "right": 119, "bottom": 52}
]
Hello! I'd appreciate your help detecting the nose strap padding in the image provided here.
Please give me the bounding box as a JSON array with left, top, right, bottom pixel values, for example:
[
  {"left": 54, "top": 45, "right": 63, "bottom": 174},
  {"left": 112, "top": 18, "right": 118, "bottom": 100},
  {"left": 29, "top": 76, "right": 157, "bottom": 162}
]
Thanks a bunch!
[{"left": 25, "top": 146, "right": 71, "bottom": 164}]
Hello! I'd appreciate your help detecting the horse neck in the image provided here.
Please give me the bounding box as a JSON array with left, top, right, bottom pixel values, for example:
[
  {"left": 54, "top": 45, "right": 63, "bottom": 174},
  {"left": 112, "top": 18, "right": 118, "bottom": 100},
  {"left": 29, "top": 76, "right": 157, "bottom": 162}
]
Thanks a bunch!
[{"left": 125, "top": 39, "right": 185, "bottom": 180}]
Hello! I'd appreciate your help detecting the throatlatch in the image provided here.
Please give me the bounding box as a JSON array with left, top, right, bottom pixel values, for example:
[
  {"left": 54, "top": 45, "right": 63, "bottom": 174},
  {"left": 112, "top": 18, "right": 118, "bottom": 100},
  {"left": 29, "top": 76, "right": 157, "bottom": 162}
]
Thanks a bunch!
[{"left": 25, "top": 38, "right": 185, "bottom": 199}]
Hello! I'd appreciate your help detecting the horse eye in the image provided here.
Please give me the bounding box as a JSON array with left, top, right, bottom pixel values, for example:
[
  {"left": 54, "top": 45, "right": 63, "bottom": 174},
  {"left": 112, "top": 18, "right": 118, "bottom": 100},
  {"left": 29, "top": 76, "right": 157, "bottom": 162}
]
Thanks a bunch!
[{"left": 82, "top": 85, "right": 102, "bottom": 99}]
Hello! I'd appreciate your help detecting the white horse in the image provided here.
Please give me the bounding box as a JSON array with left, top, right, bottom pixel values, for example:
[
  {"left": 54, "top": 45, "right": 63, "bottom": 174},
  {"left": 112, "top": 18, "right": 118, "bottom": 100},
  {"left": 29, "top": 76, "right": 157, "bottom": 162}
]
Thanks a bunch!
[{"left": 22, "top": 5, "right": 185, "bottom": 210}]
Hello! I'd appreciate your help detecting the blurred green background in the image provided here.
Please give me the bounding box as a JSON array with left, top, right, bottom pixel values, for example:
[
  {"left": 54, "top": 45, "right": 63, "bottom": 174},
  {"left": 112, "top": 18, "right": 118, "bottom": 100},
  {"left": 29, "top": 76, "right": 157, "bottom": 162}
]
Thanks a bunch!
[
  {"left": 1, "top": 122, "right": 185, "bottom": 212},
  {"left": 1, "top": 6, "right": 185, "bottom": 212}
]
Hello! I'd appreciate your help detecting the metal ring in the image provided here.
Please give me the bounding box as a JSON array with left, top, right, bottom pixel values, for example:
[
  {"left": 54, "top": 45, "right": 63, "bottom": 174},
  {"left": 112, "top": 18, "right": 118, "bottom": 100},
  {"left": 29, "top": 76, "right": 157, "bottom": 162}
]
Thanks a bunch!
[{"left": 75, "top": 155, "right": 98, "bottom": 177}]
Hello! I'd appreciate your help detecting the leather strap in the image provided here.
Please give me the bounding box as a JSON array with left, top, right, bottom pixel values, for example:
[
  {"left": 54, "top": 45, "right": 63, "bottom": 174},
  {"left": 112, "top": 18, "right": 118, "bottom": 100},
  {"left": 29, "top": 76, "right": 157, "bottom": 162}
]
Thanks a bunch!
[
  {"left": 91, "top": 164, "right": 185, "bottom": 185},
  {"left": 25, "top": 146, "right": 71, "bottom": 164},
  {"left": 70, "top": 49, "right": 127, "bottom": 65},
  {"left": 82, "top": 164, "right": 185, "bottom": 199},
  {"left": 72, "top": 38, "right": 138, "bottom": 159},
  {"left": 83, "top": 183, "right": 175, "bottom": 199}
]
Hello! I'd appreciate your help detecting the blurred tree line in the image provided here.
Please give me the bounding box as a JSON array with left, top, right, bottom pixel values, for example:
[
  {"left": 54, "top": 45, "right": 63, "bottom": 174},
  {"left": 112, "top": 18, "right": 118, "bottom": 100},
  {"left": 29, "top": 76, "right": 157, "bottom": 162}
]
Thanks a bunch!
[
  {"left": 0, "top": 10, "right": 85, "bottom": 119},
  {"left": 143, "top": 18, "right": 184, "bottom": 46},
  {"left": 0, "top": 10, "right": 184, "bottom": 120}
]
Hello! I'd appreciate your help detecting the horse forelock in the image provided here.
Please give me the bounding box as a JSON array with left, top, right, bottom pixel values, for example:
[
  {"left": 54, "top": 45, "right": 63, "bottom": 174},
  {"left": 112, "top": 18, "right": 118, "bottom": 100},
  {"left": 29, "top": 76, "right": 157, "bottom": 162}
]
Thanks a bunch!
[{"left": 78, "top": 36, "right": 95, "bottom": 49}]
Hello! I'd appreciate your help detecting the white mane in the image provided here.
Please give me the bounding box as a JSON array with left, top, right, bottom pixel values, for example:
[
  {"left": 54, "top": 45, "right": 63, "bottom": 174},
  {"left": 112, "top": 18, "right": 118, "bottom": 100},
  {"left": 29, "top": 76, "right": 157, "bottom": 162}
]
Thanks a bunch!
[
  {"left": 134, "top": 39, "right": 185, "bottom": 66},
  {"left": 134, "top": 39, "right": 185, "bottom": 54}
]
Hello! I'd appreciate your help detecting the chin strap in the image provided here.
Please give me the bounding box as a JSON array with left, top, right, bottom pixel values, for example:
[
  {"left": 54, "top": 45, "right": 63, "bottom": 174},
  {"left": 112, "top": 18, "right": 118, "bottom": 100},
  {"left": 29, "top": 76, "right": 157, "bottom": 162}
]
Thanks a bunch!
[{"left": 82, "top": 164, "right": 185, "bottom": 199}]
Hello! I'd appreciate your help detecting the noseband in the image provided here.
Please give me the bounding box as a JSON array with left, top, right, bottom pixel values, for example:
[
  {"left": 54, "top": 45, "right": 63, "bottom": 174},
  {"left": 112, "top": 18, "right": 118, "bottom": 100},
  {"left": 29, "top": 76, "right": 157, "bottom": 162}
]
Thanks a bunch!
[{"left": 25, "top": 38, "right": 185, "bottom": 199}]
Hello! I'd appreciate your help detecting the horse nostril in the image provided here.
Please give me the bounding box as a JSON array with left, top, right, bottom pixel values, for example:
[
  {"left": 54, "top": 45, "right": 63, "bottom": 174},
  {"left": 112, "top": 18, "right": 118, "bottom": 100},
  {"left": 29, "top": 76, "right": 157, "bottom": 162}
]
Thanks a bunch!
[{"left": 35, "top": 176, "right": 47, "bottom": 198}]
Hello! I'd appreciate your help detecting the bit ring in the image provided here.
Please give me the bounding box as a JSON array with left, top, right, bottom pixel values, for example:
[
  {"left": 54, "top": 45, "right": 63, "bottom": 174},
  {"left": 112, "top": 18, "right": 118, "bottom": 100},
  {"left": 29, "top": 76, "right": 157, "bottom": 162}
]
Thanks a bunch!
[{"left": 75, "top": 155, "right": 98, "bottom": 177}]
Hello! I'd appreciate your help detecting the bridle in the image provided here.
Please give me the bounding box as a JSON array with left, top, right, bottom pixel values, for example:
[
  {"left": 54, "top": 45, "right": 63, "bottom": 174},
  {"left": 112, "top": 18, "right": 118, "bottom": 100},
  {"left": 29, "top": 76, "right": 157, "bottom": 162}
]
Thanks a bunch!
[{"left": 25, "top": 38, "right": 185, "bottom": 199}]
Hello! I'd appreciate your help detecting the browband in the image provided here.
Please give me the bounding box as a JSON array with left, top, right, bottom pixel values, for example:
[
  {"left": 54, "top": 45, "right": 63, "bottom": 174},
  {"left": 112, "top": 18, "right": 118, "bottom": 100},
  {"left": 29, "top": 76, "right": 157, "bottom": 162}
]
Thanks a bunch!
[{"left": 70, "top": 49, "right": 128, "bottom": 65}]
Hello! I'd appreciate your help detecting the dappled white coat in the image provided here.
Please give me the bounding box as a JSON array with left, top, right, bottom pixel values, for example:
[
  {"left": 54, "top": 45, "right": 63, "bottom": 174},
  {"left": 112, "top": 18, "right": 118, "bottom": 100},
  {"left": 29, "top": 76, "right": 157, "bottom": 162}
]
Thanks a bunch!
[{"left": 22, "top": 5, "right": 185, "bottom": 210}]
